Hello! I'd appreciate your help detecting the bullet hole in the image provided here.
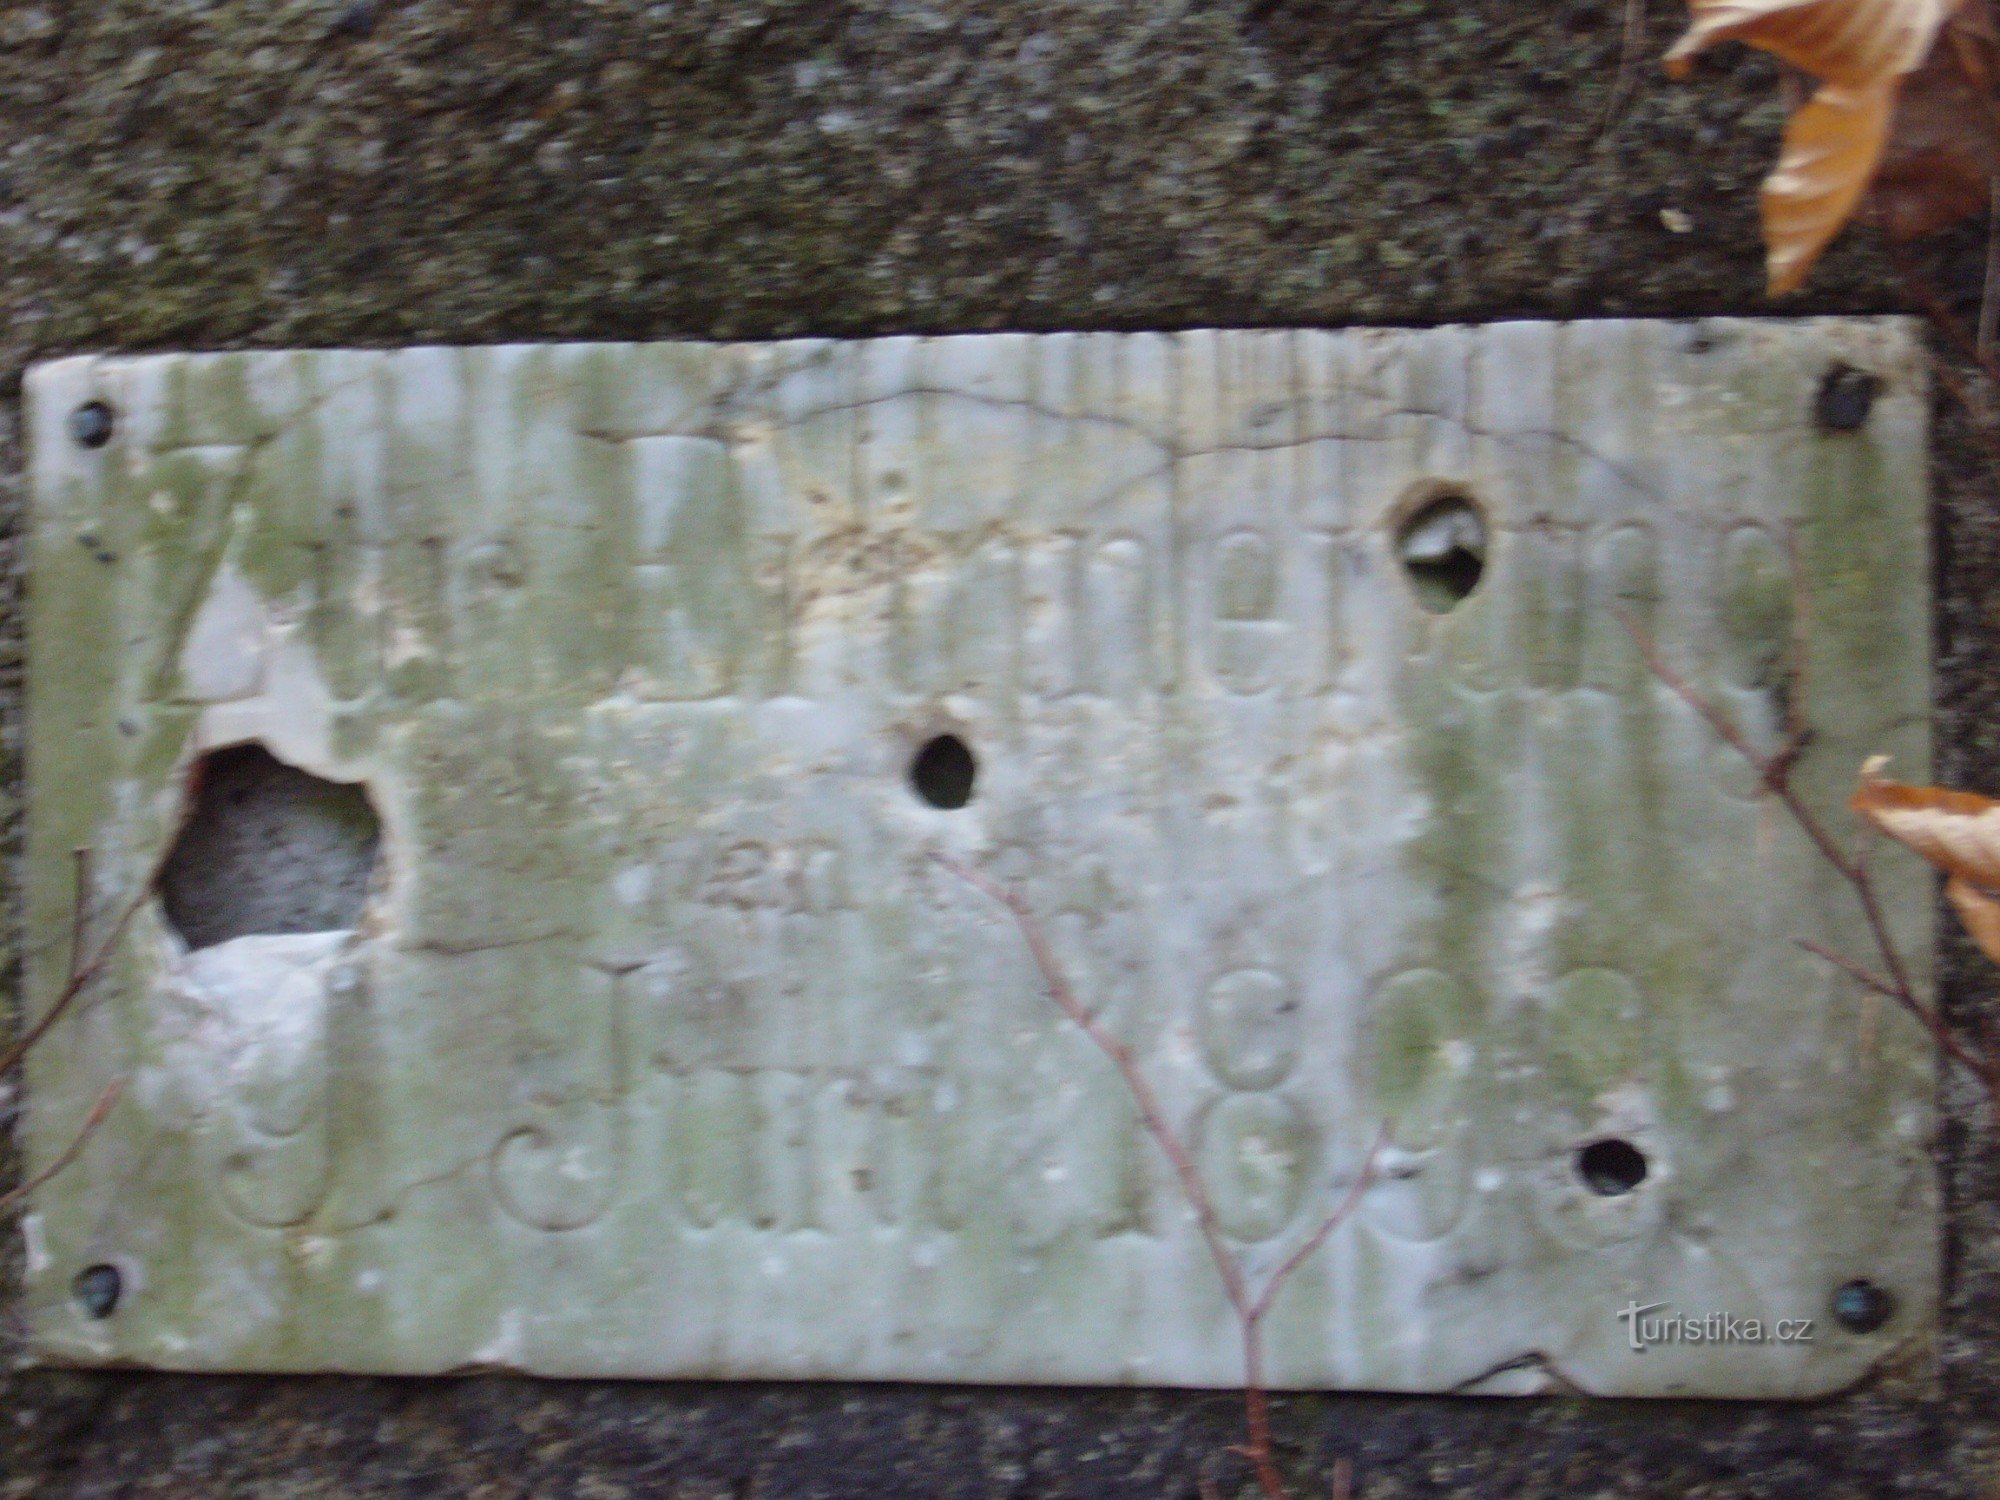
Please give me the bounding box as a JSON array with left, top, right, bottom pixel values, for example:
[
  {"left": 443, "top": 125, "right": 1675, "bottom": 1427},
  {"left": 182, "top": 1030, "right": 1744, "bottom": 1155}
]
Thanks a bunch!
[
  {"left": 160, "top": 745, "right": 381, "bottom": 950},
  {"left": 1395, "top": 491, "right": 1487, "bottom": 613},
  {"left": 74, "top": 1263, "right": 121, "bottom": 1318},
  {"left": 1831, "top": 1278, "right": 1895, "bottom": 1334},
  {"left": 1576, "top": 1137, "right": 1648, "bottom": 1196},
  {"left": 69, "top": 401, "right": 114, "bottom": 449},
  {"left": 911, "top": 733, "right": 976, "bottom": 810},
  {"left": 1815, "top": 364, "right": 1880, "bottom": 432}
]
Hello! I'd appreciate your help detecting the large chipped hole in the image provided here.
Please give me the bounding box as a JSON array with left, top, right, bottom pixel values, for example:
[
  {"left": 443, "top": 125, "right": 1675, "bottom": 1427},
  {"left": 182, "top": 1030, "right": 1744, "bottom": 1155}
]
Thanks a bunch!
[
  {"left": 160, "top": 745, "right": 381, "bottom": 951},
  {"left": 1395, "top": 491, "right": 1487, "bottom": 613}
]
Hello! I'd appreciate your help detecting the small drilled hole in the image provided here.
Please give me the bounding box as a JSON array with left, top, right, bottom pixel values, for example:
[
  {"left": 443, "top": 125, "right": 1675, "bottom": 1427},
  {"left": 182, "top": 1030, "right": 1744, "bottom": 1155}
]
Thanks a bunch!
[
  {"left": 911, "top": 734, "right": 976, "bottom": 810},
  {"left": 69, "top": 401, "right": 115, "bottom": 450},
  {"left": 1576, "top": 1137, "right": 1648, "bottom": 1196},
  {"left": 1815, "top": 364, "right": 1880, "bottom": 432},
  {"left": 1831, "top": 1278, "right": 1895, "bottom": 1334},
  {"left": 1395, "top": 492, "right": 1486, "bottom": 613},
  {"left": 74, "top": 1263, "right": 121, "bottom": 1318}
]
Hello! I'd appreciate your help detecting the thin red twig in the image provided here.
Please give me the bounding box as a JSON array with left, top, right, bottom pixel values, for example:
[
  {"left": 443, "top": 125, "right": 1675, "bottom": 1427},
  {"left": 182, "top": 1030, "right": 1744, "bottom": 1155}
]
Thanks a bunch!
[
  {"left": 1237, "top": 1125, "right": 1385, "bottom": 1496},
  {"left": 1894, "top": 245, "right": 2000, "bottom": 388},
  {"left": 66, "top": 847, "right": 90, "bottom": 984},
  {"left": 1899, "top": 255, "right": 2000, "bottom": 988},
  {"left": 937, "top": 853, "right": 1383, "bottom": 1500},
  {"left": 1979, "top": 177, "right": 2000, "bottom": 361},
  {"left": 1934, "top": 352, "right": 2000, "bottom": 477},
  {"left": 937, "top": 855, "right": 1253, "bottom": 1319},
  {"left": 1249, "top": 1123, "right": 1389, "bottom": 1329},
  {"left": 0, "top": 1076, "right": 125, "bottom": 1215},
  {"left": 1890, "top": 245, "right": 2000, "bottom": 491},
  {"left": 1782, "top": 526, "right": 1813, "bottom": 750},
  {"left": 1797, "top": 937, "right": 1997, "bottom": 1089},
  {"left": 0, "top": 847, "right": 157, "bottom": 1217},
  {"left": 1594, "top": 0, "right": 1647, "bottom": 143},
  {"left": 1614, "top": 607, "right": 1994, "bottom": 1098},
  {"left": 0, "top": 854, "right": 157, "bottom": 1081}
]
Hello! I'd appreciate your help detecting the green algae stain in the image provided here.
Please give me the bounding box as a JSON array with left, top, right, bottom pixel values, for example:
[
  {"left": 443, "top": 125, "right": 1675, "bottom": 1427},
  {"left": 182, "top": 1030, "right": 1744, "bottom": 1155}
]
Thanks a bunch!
[
  {"left": 1366, "top": 967, "right": 1480, "bottom": 1146},
  {"left": 1543, "top": 968, "right": 1644, "bottom": 1108}
]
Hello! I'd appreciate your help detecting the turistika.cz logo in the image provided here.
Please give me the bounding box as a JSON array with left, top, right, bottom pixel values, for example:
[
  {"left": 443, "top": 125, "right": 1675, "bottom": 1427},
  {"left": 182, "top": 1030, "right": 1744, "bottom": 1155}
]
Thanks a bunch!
[{"left": 1616, "top": 1301, "right": 1815, "bottom": 1352}]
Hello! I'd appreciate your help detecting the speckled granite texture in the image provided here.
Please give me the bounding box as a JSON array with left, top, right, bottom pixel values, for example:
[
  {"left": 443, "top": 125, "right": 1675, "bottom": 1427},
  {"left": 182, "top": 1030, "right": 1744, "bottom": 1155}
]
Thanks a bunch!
[{"left": 1, "top": 0, "right": 1997, "bottom": 1495}]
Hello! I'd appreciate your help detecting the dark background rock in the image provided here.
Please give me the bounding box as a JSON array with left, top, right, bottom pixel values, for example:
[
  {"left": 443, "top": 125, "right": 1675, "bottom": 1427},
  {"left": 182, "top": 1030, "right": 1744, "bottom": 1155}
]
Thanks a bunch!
[{"left": 1, "top": 0, "right": 1997, "bottom": 1494}]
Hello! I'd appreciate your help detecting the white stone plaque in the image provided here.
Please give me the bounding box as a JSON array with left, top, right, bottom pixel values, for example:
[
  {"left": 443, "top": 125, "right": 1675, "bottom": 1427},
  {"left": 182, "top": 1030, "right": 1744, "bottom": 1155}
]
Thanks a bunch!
[{"left": 21, "top": 321, "right": 1935, "bottom": 1395}]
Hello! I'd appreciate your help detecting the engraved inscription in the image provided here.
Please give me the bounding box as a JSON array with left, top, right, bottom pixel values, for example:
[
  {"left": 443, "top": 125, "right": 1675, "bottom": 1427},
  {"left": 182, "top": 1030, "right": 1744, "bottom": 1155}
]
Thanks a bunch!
[{"left": 22, "top": 322, "right": 1935, "bottom": 1398}]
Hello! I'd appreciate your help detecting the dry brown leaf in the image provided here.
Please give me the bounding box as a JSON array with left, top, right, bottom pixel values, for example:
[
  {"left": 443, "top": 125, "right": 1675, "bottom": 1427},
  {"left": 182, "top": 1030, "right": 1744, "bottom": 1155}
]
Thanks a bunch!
[
  {"left": 1764, "top": 82, "right": 1898, "bottom": 292},
  {"left": 1853, "top": 758, "right": 2000, "bottom": 964},
  {"left": 1947, "top": 876, "right": 2000, "bottom": 965},
  {"left": 1871, "top": 0, "right": 2000, "bottom": 238},
  {"left": 1667, "top": 0, "right": 1959, "bottom": 85},
  {"left": 1667, "top": 0, "right": 1975, "bottom": 293},
  {"left": 1852, "top": 753, "right": 2000, "bottom": 880},
  {"left": 1851, "top": 755, "right": 2000, "bottom": 885}
]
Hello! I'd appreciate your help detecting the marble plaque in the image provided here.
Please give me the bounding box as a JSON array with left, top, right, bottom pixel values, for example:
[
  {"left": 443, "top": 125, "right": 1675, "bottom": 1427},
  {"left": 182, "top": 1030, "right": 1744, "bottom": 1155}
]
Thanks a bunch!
[{"left": 20, "top": 321, "right": 1935, "bottom": 1395}]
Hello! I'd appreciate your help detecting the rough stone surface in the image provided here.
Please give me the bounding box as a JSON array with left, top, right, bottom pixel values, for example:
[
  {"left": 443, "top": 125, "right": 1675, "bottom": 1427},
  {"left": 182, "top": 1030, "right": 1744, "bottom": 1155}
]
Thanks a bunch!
[{"left": 0, "top": 0, "right": 1995, "bottom": 1495}]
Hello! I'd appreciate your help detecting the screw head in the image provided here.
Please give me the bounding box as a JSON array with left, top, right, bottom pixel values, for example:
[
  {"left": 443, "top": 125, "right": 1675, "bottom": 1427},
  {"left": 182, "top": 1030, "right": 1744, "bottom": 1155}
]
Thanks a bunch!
[
  {"left": 1831, "top": 1278, "right": 1894, "bottom": 1334},
  {"left": 73, "top": 1263, "right": 122, "bottom": 1319},
  {"left": 68, "top": 401, "right": 115, "bottom": 449}
]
